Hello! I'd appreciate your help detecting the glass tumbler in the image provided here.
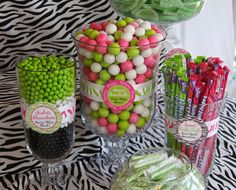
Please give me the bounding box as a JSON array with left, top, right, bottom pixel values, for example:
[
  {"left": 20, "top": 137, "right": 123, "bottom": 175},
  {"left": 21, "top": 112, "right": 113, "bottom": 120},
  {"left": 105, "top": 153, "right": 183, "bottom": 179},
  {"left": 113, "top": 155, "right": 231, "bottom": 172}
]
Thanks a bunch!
[{"left": 16, "top": 53, "right": 76, "bottom": 189}]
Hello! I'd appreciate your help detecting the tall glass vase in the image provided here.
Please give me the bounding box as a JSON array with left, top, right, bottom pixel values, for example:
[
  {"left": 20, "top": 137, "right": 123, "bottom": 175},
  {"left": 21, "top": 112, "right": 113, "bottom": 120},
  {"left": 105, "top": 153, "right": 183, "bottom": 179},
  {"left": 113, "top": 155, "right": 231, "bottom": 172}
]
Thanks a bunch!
[{"left": 16, "top": 53, "right": 77, "bottom": 189}]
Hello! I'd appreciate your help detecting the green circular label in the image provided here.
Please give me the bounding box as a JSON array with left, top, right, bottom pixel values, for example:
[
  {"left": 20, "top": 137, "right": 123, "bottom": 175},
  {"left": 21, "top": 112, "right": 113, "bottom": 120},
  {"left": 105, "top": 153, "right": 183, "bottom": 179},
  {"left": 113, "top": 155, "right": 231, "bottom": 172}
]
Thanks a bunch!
[
  {"left": 25, "top": 102, "right": 62, "bottom": 134},
  {"left": 107, "top": 85, "right": 131, "bottom": 106}
]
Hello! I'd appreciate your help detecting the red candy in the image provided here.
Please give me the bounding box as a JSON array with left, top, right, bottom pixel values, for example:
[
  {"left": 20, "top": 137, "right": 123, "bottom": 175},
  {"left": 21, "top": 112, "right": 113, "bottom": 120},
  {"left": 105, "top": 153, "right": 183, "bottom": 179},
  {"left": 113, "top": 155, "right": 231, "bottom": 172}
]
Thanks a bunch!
[
  {"left": 96, "top": 42, "right": 108, "bottom": 54},
  {"left": 144, "top": 56, "right": 155, "bottom": 68},
  {"left": 96, "top": 33, "right": 108, "bottom": 43},
  {"left": 129, "top": 113, "right": 139, "bottom": 123},
  {"left": 97, "top": 117, "right": 108, "bottom": 127},
  {"left": 88, "top": 71, "right": 99, "bottom": 82},
  {"left": 144, "top": 68, "right": 153, "bottom": 78},
  {"left": 120, "top": 61, "right": 133, "bottom": 72},
  {"left": 86, "top": 39, "right": 97, "bottom": 51},
  {"left": 107, "top": 123, "right": 118, "bottom": 134},
  {"left": 89, "top": 22, "right": 102, "bottom": 31},
  {"left": 79, "top": 36, "right": 89, "bottom": 48},
  {"left": 138, "top": 38, "right": 150, "bottom": 50},
  {"left": 135, "top": 74, "right": 146, "bottom": 84}
]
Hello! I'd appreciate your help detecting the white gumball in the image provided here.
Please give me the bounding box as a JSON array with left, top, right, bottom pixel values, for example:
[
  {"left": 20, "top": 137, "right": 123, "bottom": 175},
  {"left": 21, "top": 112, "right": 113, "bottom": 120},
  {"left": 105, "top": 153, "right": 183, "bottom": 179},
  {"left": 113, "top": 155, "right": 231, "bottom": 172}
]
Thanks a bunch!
[
  {"left": 126, "top": 124, "right": 137, "bottom": 134},
  {"left": 143, "top": 98, "right": 152, "bottom": 107},
  {"left": 141, "top": 48, "right": 153, "bottom": 58},
  {"left": 156, "top": 33, "right": 164, "bottom": 41},
  {"left": 100, "top": 126, "right": 108, "bottom": 134},
  {"left": 127, "top": 80, "right": 136, "bottom": 85},
  {"left": 107, "top": 35, "right": 115, "bottom": 42},
  {"left": 121, "top": 32, "right": 133, "bottom": 42},
  {"left": 141, "top": 107, "right": 150, "bottom": 117},
  {"left": 125, "top": 69, "right": 137, "bottom": 80},
  {"left": 108, "top": 64, "right": 120, "bottom": 75},
  {"left": 84, "top": 49, "right": 93, "bottom": 59},
  {"left": 105, "top": 23, "right": 117, "bottom": 34},
  {"left": 132, "top": 55, "right": 144, "bottom": 66},
  {"left": 133, "top": 104, "right": 145, "bottom": 114},
  {"left": 135, "top": 27, "right": 145, "bottom": 37},
  {"left": 135, "top": 19, "right": 144, "bottom": 25},
  {"left": 124, "top": 25, "right": 135, "bottom": 35},
  {"left": 75, "top": 34, "right": 85, "bottom": 40},
  {"left": 90, "top": 62, "right": 102, "bottom": 73},
  {"left": 90, "top": 101, "right": 100, "bottom": 111},
  {"left": 104, "top": 54, "right": 115, "bottom": 64},
  {"left": 116, "top": 52, "right": 128, "bottom": 63},
  {"left": 135, "top": 64, "right": 147, "bottom": 74},
  {"left": 140, "top": 21, "right": 151, "bottom": 30}
]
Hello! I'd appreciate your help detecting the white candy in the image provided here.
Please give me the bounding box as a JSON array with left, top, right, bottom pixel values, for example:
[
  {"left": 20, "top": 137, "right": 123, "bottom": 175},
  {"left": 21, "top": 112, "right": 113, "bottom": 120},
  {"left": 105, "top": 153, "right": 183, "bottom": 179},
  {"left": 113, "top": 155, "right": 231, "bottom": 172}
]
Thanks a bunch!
[
  {"left": 90, "top": 62, "right": 102, "bottom": 73},
  {"left": 90, "top": 101, "right": 100, "bottom": 111},
  {"left": 108, "top": 64, "right": 120, "bottom": 75},
  {"left": 127, "top": 80, "right": 136, "bottom": 85},
  {"left": 133, "top": 104, "right": 145, "bottom": 114},
  {"left": 84, "top": 49, "right": 93, "bottom": 59},
  {"left": 121, "top": 32, "right": 133, "bottom": 42},
  {"left": 124, "top": 25, "right": 135, "bottom": 35},
  {"left": 143, "top": 98, "right": 152, "bottom": 107},
  {"left": 135, "top": 27, "right": 145, "bottom": 37},
  {"left": 132, "top": 55, "right": 144, "bottom": 66},
  {"left": 105, "top": 23, "right": 117, "bottom": 34},
  {"left": 104, "top": 54, "right": 115, "bottom": 64},
  {"left": 107, "top": 35, "right": 115, "bottom": 42},
  {"left": 141, "top": 48, "right": 153, "bottom": 58},
  {"left": 141, "top": 107, "right": 150, "bottom": 117},
  {"left": 152, "top": 45, "right": 161, "bottom": 54},
  {"left": 116, "top": 52, "right": 128, "bottom": 63},
  {"left": 84, "top": 105, "right": 91, "bottom": 115},
  {"left": 100, "top": 126, "right": 108, "bottom": 134},
  {"left": 126, "top": 124, "right": 137, "bottom": 134},
  {"left": 125, "top": 69, "right": 137, "bottom": 80},
  {"left": 156, "top": 33, "right": 164, "bottom": 41},
  {"left": 75, "top": 34, "right": 85, "bottom": 40},
  {"left": 140, "top": 21, "right": 151, "bottom": 30},
  {"left": 135, "top": 19, "right": 144, "bottom": 25},
  {"left": 78, "top": 48, "right": 86, "bottom": 56},
  {"left": 135, "top": 64, "right": 147, "bottom": 74}
]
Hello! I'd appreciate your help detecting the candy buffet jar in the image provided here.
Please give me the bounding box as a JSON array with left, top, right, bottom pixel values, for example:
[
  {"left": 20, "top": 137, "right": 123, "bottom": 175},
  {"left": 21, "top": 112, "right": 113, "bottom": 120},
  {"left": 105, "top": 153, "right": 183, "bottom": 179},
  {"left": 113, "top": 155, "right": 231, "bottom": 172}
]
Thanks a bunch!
[
  {"left": 111, "top": 0, "right": 206, "bottom": 25},
  {"left": 110, "top": 147, "right": 206, "bottom": 190},
  {"left": 72, "top": 19, "right": 166, "bottom": 164}
]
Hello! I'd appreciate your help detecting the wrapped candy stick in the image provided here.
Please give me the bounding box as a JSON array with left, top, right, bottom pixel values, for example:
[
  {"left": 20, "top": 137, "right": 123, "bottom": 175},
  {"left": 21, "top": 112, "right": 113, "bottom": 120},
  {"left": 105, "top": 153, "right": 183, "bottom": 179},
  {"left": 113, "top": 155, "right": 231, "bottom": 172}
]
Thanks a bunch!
[{"left": 186, "top": 75, "right": 198, "bottom": 115}]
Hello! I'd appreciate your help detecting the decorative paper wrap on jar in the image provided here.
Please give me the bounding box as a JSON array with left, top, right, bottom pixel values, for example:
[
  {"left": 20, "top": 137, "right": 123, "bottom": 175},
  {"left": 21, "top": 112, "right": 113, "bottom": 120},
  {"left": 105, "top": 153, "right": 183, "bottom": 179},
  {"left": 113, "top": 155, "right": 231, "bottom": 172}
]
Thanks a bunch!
[
  {"left": 161, "top": 48, "right": 229, "bottom": 176},
  {"left": 72, "top": 18, "right": 166, "bottom": 164}
]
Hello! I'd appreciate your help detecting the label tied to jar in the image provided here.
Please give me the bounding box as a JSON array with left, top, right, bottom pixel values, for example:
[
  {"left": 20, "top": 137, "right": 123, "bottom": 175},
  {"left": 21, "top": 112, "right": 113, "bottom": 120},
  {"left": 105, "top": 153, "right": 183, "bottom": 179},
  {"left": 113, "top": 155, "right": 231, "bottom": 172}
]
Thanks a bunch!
[
  {"left": 80, "top": 79, "right": 154, "bottom": 103},
  {"left": 25, "top": 102, "right": 62, "bottom": 134},
  {"left": 102, "top": 80, "right": 135, "bottom": 111}
]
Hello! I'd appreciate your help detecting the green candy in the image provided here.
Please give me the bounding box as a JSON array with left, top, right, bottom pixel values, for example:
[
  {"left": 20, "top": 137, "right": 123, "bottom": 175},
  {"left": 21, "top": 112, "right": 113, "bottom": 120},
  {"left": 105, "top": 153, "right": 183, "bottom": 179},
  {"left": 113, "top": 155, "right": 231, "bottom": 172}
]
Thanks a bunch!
[
  {"left": 114, "top": 73, "right": 126, "bottom": 80},
  {"left": 90, "top": 111, "right": 99, "bottom": 119},
  {"left": 127, "top": 47, "right": 139, "bottom": 59},
  {"left": 116, "top": 129, "right": 126, "bottom": 137},
  {"left": 98, "top": 107, "right": 110, "bottom": 117},
  {"left": 89, "top": 30, "right": 99, "bottom": 39},
  {"left": 99, "top": 70, "right": 111, "bottom": 81},
  {"left": 83, "top": 58, "right": 93, "bottom": 67},
  {"left": 92, "top": 52, "right": 103, "bottom": 62},
  {"left": 108, "top": 113, "right": 119, "bottom": 123},
  {"left": 119, "top": 110, "right": 130, "bottom": 120},
  {"left": 108, "top": 43, "right": 121, "bottom": 56},
  {"left": 136, "top": 117, "right": 146, "bottom": 128},
  {"left": 118, "top": 120, "right": 129, "bottom": 130},
  {"left": 114, "top": 31, "right": 123, "bottom": 41},
  {"left": 116, "top": 19, "right": 127, "bottom": 28}
]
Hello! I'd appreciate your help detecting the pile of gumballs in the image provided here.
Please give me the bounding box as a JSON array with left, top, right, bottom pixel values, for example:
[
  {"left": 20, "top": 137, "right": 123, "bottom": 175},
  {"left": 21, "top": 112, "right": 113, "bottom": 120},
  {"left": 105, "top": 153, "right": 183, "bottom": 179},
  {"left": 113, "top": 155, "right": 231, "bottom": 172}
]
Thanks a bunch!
[{"left": 73, "top": 17, "right": 166, "bottom": 137}]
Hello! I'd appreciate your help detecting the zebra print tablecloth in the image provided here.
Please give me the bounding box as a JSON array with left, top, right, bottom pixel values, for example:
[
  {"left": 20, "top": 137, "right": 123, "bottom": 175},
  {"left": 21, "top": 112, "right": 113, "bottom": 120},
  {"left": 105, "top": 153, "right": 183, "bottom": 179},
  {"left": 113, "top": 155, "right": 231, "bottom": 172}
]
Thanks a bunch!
[{"left": 0, "top": 0, "right": 236, "bottom": 189}]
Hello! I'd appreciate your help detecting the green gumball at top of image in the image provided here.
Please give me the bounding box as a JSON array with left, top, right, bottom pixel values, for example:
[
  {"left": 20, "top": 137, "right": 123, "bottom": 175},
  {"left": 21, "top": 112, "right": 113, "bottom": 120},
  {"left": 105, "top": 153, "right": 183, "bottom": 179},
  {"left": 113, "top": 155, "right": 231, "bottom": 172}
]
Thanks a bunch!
[{"left": 17, "top": 55, "right": 75, "bottom": 105}]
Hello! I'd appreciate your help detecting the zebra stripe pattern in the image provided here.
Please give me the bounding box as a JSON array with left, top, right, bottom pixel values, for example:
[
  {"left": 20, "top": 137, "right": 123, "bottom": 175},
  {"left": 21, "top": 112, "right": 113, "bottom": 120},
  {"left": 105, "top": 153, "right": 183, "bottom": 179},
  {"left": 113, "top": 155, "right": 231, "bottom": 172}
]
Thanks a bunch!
[{"left": 0, "top": 0, "right": 236, "bottom": 189}]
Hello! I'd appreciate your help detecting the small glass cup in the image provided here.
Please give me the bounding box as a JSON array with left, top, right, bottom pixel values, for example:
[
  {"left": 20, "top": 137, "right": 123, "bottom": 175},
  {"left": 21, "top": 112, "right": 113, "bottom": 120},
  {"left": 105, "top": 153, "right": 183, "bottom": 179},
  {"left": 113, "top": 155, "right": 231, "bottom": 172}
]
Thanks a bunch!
[
  {"left": 111, "top": 147, "right": 206, "bottom": 190},
  {"left": 16, "top": 53, "right": 77, "bottom": 189}
]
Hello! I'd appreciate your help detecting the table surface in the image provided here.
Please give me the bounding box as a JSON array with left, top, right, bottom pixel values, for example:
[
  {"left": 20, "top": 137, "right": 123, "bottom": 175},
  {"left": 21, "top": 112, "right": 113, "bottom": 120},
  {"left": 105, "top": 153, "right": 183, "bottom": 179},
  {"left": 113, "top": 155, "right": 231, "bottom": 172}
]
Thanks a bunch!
[{"left": 0, "top": 0, "right": 236, "bottom": 189}]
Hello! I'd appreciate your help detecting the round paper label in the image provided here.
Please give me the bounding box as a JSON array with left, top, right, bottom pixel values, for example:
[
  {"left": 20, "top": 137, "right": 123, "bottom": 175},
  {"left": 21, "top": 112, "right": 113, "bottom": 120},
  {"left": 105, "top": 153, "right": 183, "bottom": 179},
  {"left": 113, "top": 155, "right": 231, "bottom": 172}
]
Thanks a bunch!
[
  {"left": 173, "top": 117, "right": 208, "bottom": 145},
  {"left": 102, "top": 80, "right": 135, "bottom": 111},
  {"left": 25, "top": 102, "right": 62, "bottom": 134}
]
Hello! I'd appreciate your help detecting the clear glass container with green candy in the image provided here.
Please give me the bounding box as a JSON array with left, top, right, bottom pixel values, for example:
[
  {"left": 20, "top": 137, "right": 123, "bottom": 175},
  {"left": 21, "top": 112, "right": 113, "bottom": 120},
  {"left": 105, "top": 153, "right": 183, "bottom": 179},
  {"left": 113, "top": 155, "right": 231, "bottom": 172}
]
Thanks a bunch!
[
  {"left": 111, "top": 0, "right": 206, "bottom": 24},
  {"left": 110, "top": 147, "right": 206, "bottom": 190},
  {"left": 16, "top": 53, "right": 77, "bottom": 189}
]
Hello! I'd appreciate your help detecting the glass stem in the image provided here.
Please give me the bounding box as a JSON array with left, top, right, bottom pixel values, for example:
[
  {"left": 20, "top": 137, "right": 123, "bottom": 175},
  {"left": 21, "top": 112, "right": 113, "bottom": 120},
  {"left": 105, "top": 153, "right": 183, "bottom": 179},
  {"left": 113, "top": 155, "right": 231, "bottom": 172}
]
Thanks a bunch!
[
  {"left": 41, "top": 162, "right": 64, "bottom": 187},
  {"left": 103, "top": 138, "right": 129, "bottom": 165}
]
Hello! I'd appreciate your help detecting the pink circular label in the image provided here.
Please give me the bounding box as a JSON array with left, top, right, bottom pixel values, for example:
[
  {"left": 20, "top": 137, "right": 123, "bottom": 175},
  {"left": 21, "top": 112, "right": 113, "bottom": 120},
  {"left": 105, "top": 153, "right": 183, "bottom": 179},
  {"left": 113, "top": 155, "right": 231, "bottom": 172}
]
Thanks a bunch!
[
  {"left": 102, "top": 80, "right": 135, "bottom": 111},
  {"left": 31, "top": 107, "right": 57, "bottom": 129}
]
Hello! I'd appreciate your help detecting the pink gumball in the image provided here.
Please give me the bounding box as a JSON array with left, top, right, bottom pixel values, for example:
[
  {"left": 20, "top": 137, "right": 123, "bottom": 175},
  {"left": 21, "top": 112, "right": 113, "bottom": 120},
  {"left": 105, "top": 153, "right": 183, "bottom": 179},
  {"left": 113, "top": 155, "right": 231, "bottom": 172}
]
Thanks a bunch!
[
  {"left": 89, "top": 22, "right": 102, "bottom": 31},
  {"left": 144, "top": 68, "right": 153, "bottom": 78},
  {"left": 129, "top": 22, "right": 138, "bottom": 28},
  {"left": 107, "top": 123, "right": 118, "bottom": 134},
  {"left": 138, "top": 38, "right": 150, "bottom": 50},
  {"left": 148, "top": 35, "right": 158, "bottom": 48},
  {"left": 79, "top": 36, "right": 89, "bottom": 48},
  {"left": 120, "top": 61, "right": 133, "bottom": 72},
  {"left": 118, "top": 39, "right": 129, "bottom": 51},
  {"left": 151, "top": 24, "right": 158, "bottom": 32},
  {"left": 129, "top": 113, "right": 139, "bottom": 124},
  {"left": 97, "top": 117, "right": 108, "bottom": 127},
  {"left": 96, "top": 33, "right": 108, "bottom": 43},
  {"left": 96, "top": 42, "right": 108, "bottom": 54},
  {"left": 83, "top": 66, "right": 90, "bottom": 75},
  {"left": 144, "top": 56, "right": 156, "bottom": 69},
  {"left": 86, "top": 39, "right": 97, "bottom": 51},
  {"left": 135, "top": 74, "right": 146, "bottom": 84},
  {"left": 88, "top": 71, "right": 99, "bottom": 82},
  {"left": 101, "top": 21, "right": 108, "bottom": 30}
]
